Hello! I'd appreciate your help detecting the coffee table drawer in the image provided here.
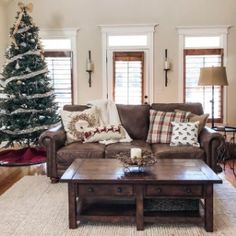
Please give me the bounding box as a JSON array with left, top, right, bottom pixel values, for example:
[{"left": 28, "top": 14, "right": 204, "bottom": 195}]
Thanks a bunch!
[
  {"left": 146, "top": 185, "right": 202, "bottom": 197},
  {"left": 78, "top": 184, "right": 134, "bottom": 196}
]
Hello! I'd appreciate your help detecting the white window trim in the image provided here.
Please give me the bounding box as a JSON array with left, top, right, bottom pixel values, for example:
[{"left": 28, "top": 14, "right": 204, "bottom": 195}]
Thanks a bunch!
[
  {"left": 40, "top": 28, "right": 79, "bottom": 104},
  {"left": 176, "top": 25, "right": 231, "bottom": 123},
  {"left": 99, "top": 24, "right": 157, "bottom": 104}
]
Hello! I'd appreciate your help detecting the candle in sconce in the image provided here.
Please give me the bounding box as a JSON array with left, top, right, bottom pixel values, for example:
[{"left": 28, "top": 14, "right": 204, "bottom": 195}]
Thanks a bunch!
[
  {"left": 130, "top": 148, "right": 142, "bottom": 159},
  {"left": 164, "top": 60, "right": 171, "bottom": 70},
  {"left": 86, "top": 61, "right": 93, "bottom": 72}
]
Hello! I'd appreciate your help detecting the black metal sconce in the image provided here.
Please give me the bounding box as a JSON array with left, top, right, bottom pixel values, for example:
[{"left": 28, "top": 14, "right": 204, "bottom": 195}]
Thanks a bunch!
[
  {"left": 86, "top": 50, "right": 94, "bottom": 87},
  {"left": 164, "top": 49, "right": 171, "bottom": 87}
]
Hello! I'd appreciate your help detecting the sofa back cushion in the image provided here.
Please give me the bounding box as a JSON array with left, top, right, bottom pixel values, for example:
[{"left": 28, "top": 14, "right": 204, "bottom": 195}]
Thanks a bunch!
[
  {"left": 151, "top": 103, "right": 204, "bottom": 115},
  {"left": 63, "top": 105, "right": 89, "bottom": 112},
  {"left": 117, "top": 104, "right": 150, "bottom": 140}
]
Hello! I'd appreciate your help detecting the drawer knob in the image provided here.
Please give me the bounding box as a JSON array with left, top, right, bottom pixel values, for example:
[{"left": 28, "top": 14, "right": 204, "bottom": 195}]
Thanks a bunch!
[
  {"left": 156, "top": 187, "right": 162, "bottom": 193},
  {"left": 117, "top": 187, "right": 122, "bottom": 193},
  {"left": 88, "top": 187, "right": 94, "bottom": 192},
  {"left": 185, "top": 187, "right": 192, "bottom": 193}
]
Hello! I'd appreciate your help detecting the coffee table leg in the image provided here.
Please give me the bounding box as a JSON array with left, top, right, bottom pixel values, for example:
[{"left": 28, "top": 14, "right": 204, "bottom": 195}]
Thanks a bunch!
[
  {"left": 204, "top": 184, "right": 213, "bottom": 232},
  {"left": 136, "top": 185, "right": 144, "bottom": 230},
  {"left": 68, "top": 182, "right": 77, "bottom": 229}
]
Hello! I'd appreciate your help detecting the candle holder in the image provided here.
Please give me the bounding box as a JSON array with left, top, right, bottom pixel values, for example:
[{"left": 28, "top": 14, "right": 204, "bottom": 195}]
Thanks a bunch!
[
  {"left": 86, "top": 50, "right": 94, "bottom": 87},
  {"left": 115, "top": 151, "right": 156, "bottom": 173},
  {"left": 164, "top": 49, "right": 171, "bottom": 87}
]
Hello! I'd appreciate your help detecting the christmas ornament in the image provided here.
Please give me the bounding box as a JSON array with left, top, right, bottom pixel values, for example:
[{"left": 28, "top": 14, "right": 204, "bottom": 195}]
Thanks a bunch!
[
  {"left": 15, "top": 62, "right": 20, "bottom": 70},
  {"left": 16, "top": 80, "right": 22, "bottom": 85},
  {"left": 20, "top": 42, "right": 27, "bottom": 47},
  {"left": 26, "top": 67, "right": 31, "bottom": 72}
]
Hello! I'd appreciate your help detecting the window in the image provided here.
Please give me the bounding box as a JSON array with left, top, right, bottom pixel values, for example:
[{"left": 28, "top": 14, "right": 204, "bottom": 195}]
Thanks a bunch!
[
  {"left": 40, "top": 29, "right": 78, "bottom": 109},
  {"left": 185, "top": 36, "right": 220, "bottom": 48},
  {"left": 100, "top": 24, "right": 156, "bottom": 104},
  {"left": 184, "top": 49, "right": 223, "bottom": 122},
  {"left": 42, "top": 39, "right": 71, "bottom": 50},
  {"left": 113, "top": 52, "right": 144, "bottom": 104},
  {"left": 108, "top": 35, "right": 148, "bottom": 47},
  {"left": 44, "top": 51, "right": 73, "bottom": 109},
  {"left": 42, "top": 38, "right": 74, "bottom": 109},
  {"left": 177, "top": 26, "right": 230, "bottom": 124}
]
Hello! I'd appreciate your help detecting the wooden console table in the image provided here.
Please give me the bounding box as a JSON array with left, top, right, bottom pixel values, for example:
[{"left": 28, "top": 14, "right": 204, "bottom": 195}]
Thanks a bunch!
[{"left": 60, "top": 159, "right": 222, "bottom": 232}]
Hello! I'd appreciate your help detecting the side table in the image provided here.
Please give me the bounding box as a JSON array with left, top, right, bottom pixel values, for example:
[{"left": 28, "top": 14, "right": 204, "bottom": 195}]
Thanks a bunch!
[{"left": 213, "top": 126, "right": 236, "bottom": 176}]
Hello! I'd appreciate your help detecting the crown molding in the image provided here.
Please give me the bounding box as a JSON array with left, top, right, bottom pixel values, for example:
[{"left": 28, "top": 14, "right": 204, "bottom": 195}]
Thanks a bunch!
[{"left": 176, "top": 25, "right": 232, "bottom": 35}]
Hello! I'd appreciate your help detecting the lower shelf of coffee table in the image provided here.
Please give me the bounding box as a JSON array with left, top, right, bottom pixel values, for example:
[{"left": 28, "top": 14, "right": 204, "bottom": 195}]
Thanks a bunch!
[
  {"left": 77, "top": 198, "right": 203, "bottom": 225},
  {"left": 78, "top": 199, "right": 136, "bottom": 223}
]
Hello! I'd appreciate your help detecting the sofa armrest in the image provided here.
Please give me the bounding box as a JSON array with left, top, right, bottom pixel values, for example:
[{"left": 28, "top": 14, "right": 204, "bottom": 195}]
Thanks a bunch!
[
  {"left": 199, "top": 127, "right": 224, "bottom": 171},
  {"left": 39, "top": 124, "right": 66, "bottom": 181}
]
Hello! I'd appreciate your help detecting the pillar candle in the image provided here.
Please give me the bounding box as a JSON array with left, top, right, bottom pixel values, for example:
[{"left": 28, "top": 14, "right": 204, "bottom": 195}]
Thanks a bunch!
[
  {"left": 164, "top": 60, "right": 170, "bottom": 70},
  {"left": 130, "top": 148, "right": 142, "bottom": 159}
]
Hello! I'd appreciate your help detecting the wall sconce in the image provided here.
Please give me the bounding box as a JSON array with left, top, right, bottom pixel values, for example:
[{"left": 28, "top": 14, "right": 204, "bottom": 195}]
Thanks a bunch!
[
  {"left": 86, "top": 50, "right": 94, "bottom": 87},
  {"left": 164, "top": 49, "right": 171, "bottom": 87}
]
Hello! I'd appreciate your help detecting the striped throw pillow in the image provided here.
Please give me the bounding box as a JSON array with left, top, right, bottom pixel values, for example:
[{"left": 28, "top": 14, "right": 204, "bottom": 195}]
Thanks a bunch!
[{"left": 146, "top": 110, "right": 189, "bottom": 144}]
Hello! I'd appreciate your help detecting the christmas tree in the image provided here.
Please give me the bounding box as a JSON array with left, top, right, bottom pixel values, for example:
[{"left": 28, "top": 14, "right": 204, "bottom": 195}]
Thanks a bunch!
[{"left": 0, "top": 2, "right": 60, "bottom": 147}]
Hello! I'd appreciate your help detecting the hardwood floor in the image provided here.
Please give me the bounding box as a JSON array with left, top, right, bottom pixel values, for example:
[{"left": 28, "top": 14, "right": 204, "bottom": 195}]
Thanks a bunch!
[
  {"left": 0, "top": 164, "right": 46, "bottom": 195},
  {"left": 220, "top": 160, "right": 236, "bottom": 187},
  {"left": 0, "top": 160, "right": 235, "bottom": 196}
]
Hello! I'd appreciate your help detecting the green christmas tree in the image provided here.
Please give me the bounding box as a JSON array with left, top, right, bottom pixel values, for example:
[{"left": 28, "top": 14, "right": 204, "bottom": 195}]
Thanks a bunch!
[{"left": 0, "top": 2, "right": 60, "bottom": 147}]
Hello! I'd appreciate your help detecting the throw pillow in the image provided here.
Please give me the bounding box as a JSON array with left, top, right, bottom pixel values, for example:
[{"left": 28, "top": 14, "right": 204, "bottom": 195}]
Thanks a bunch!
[
  {"left": 83, "top": 125, "right": 125, "bottom": 143},
  {"left": 146, "top": 110, "right": 190, "bottom": 144},
  {"left": 60, "top": 106, "right": 100, "bottom": 143},
  {"left": 188, "top": 113, "right": 209, "bottom": 134},
  {"left": 170, "top": 121, "right": 200, "bottom": 147},
  {"left": 175, "top": 109, "right": 209, "bottom": 134}
]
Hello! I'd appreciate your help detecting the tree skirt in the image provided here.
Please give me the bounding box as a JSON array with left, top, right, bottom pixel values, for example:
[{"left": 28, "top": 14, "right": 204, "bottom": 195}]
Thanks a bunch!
[{"left": 0, "top": 147, "right": 46, "bottom": 166}]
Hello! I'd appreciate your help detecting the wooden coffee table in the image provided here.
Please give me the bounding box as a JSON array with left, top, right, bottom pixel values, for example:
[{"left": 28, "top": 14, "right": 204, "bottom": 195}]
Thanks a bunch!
[{"left": 60, "top": 158, "right": 222, "bottom": 232}]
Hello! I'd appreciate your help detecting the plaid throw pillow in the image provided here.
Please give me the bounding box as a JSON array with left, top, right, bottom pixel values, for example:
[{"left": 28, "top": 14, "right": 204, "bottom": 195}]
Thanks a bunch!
[{"left": 146, "top": 110, "right": 189, "bottom": 144}]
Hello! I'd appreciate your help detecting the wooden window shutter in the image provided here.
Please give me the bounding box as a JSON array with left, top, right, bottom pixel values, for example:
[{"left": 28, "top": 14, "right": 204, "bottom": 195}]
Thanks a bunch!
[
  {"left": 113, "top": 51, "right": 144, "bottom": 105},
  {"left": 44, "top": 51, "right": 73, "bottom": 109}
]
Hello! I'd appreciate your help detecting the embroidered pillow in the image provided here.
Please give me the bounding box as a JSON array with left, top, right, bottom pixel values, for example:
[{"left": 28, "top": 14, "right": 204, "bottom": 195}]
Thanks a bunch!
[
  {"left": 170, "top": 121, "right": 200, "bottom": 147},
  {"left": 147, "top": 110, "right": 189, "bottom": 144},
  {"left": 83, "top": 125, "right": 125, "bottom": 143},
  {"left": 60, "top": 106, "right": 100, "bottom": 143}
]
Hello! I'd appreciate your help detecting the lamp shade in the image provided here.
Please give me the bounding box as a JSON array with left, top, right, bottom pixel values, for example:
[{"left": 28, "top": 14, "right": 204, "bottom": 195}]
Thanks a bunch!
[{"left": 198, "top": 66, "right": 228, "bottom": 86}]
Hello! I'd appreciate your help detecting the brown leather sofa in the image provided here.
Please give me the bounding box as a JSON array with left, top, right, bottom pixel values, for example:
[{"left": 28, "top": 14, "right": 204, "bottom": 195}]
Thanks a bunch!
[{"left": 39, "top": 103, "right": 224, "bottom": 182}]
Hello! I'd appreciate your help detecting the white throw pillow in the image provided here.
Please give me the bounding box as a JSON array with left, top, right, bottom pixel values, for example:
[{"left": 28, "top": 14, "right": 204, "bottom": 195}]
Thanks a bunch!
[
  {"left": 83, "top": 125, "right": 126, "bottom": 143},
  {"left": 60, "top": 106, "right": 100, "bottom": 143},
  {"left": 170, "top": 121, "right": 200, "bottom": 147}
]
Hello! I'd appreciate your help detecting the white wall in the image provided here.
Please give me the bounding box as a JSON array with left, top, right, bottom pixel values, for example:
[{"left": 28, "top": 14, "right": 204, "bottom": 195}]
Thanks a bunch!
[{"left": 5, "top": 0, "right": 236, "bottom": 125}]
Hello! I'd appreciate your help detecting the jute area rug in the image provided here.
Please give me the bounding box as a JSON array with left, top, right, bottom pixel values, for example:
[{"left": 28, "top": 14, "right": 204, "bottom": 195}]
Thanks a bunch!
[{"left": 0, "top": 176, "right": 236, "bottom": 236}]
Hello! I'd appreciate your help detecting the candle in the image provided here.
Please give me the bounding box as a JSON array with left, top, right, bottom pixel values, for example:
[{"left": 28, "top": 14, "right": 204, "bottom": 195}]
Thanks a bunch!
[
  {"left": 86, "top": 61, "right": 93, "bottom": 72},
  {"left": 164, "top": 60, "right": 170, "bottom": 70},
  {"left": 130, "top": 148, "right": 142, "bottom": 159}
]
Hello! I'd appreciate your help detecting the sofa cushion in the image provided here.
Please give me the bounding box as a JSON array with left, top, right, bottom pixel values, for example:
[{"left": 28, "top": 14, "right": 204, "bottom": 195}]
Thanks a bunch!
[
  {"left": 105, "top": 140, "right": 152, "bottom": 158},
  {"left": 63, "top": 105, "right": 89, "bottom": 112},
  {"left": 117, "top": 104, "right": 150, "bottom": 140},
  {"left": 151, "top": 103, "right": 204, "bottom": 115},
  {"left": 57, "top": 142, "right": 105, "bottom": 163},
  {"left": 151, "top": 143, "right": 205, "bottom": 160}
]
